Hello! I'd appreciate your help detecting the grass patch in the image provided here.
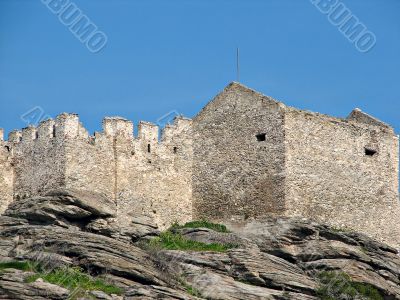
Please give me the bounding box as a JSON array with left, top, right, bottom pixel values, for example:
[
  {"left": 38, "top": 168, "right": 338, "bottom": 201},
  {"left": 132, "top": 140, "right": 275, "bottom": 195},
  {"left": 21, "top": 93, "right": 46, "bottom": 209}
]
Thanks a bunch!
[
  {"left": 171, "top": 220, "right": 229, "bottom": 233},
  {"left": 149, "top": 231, "right": 235, "bottom": 252},
  {"left": 184, "top": 284, "right": 202, "bottom": 297},
  {"left": 317, "top": 271, "right": 383, "bottom": 300},
  {"left": 0, "top": 260, "right": 40, "bottom": 272},
  {"left": 26, "top": 266, "right": 122, "bottom": 296},
  {"left": 178, "top": 277, "right": 202, "bottom": 297},
  {"left": 330, "top": 226, "right": 353, "bottom": 233},
  {"left": 1, "top": 261, "right": 122, "bottom": 296},
  {"left": 282, "top": 291, "right": 291, "bottom": 299}
]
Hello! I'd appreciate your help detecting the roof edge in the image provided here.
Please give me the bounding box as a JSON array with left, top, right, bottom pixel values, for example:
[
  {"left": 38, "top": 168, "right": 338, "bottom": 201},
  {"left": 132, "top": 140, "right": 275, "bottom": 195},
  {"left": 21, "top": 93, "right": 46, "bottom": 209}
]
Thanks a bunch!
[{"left": 347, "top": 108, "right": 392, "bottom": 130}]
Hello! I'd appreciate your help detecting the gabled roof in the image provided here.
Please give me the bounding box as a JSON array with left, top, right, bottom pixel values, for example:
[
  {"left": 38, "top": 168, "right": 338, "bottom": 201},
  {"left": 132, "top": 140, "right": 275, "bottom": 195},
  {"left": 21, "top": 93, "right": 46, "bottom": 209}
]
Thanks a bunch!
[
  {"left": 195, "top": 82, "right": 394, "bottom": 132},
  {"left": 347, "top": 108, "right": 391, "bottom": 129},
  {"left": 194, "top": 82, "right": 284, "bottom": 121}
]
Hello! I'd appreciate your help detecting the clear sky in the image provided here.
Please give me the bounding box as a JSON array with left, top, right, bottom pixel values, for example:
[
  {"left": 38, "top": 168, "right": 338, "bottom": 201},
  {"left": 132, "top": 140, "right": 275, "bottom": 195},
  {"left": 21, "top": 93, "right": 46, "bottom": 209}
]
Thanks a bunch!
[{"left": 0, "top": 0, "right": 399, "bottom": 136}]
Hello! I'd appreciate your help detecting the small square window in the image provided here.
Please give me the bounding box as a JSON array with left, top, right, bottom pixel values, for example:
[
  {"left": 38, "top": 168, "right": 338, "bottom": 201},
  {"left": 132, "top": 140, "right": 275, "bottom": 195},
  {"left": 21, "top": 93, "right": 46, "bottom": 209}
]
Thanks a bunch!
[
  {"left": 365, "top": 148, "right": 377, "bottom": 156},
  {"left": 256, "top": 133, "right": 266, "bottom": 142}
]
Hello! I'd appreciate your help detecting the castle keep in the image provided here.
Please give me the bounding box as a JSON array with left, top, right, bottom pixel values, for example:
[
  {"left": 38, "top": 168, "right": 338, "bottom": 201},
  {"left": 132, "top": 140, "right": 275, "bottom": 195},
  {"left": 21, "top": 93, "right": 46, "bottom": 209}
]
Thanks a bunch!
[{"left": 1, "top": 82, "right": 399, "bottom": 246}]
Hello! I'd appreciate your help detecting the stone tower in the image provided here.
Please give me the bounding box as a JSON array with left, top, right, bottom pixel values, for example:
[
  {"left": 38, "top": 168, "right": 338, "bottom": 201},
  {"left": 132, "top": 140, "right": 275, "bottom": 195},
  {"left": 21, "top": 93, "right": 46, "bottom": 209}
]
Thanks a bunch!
[{"left": 192, "top": 82, "right": 400, "bottom": 246}]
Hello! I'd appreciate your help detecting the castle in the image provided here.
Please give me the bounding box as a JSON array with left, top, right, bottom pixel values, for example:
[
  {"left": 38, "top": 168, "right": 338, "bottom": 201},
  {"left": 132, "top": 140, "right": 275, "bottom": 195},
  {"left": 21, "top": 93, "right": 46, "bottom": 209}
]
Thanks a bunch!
[{"left": 1, "top": 82, "right": 399, "bottom": 247}]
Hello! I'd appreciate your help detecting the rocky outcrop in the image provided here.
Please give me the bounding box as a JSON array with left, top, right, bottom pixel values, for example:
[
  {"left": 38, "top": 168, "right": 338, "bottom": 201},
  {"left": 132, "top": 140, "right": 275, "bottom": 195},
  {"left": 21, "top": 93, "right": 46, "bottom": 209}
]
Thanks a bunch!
[
  {"left": 0, "top": 190, "right": 399, "bottom": 299},
  {"left": 5, "top": 189, "right": 115, "bottom": 226},
  {"left": 0, "top": 269, "right": 70, "bottom": 300}
]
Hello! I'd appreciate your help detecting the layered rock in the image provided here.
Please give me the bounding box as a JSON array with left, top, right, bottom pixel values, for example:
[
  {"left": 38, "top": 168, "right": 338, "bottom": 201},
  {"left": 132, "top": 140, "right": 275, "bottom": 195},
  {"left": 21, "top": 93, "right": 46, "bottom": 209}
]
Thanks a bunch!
[{"left": 0, "top": 190, "right": 399, "bottom": 299}]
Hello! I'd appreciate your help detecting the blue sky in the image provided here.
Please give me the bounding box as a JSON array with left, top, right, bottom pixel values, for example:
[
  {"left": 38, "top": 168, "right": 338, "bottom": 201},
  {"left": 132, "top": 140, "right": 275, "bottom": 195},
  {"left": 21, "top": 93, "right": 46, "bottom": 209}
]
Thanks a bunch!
[{"left": 0, "top": 0, "right": 399, "bottom": 136}]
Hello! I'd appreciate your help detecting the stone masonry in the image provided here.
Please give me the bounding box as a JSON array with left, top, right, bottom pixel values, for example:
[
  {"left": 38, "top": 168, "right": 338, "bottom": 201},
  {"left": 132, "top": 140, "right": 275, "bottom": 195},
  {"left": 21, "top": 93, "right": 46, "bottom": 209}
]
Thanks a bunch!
[{"left": 0, "top": 82, "right": 399, "bottom": 247}]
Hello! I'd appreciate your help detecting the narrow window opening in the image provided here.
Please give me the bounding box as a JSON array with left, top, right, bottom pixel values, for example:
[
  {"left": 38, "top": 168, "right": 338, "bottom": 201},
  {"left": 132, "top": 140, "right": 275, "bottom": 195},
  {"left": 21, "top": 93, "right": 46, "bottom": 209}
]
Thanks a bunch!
[
  {"left": 19, "top": 137, "right": 22, "bottom": 142},
  {"left": 147, "top": 144, "right": 151, "bottom": 153},
  {"left": 173, "top": 146, "right": 178, "bottom": 154},
  {"left": 35, "top": 132, "right": 39, "bottom": 139},
  {"left": 4, "top": 146, "right": 10, "bottom": 152},
  {"left": 365, "top": 148, "right": 377, "bottom": 156},
  {"left": 256, "top": 133, "right": 266, "bottom": 142},
  {"left": 52, "top": 125, "right": 56, "bottom": 138},
  {"left": 131, "top": 150, "right": 135, "bottom": 156},
  {"left": 89, "top": 136, "right": 95, "bottom": 145}
]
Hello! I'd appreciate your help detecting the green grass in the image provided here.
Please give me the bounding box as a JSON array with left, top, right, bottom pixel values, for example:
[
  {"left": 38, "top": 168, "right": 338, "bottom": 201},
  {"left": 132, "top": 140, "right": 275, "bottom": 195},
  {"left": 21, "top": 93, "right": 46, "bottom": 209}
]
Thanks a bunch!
[
  {"left": 149, "top": 231, "right": 236, "bottom": 252},
  {"left": 27, "top": 267, "right": 122, "bottom": 295},
  {"left": 0, "top": 261, "right": 39, "bottom": 272},
  {"left": 184, "top": 284, "right": 202, "bottom": 297},
  {"left": 330, "top": 226, "right": 353, "bottom": 233},
  {"left": 317, "top": 271, "right": 383, "bottom": 300},
  {"left": 1, "top": 260, "right": 122, "bottom": 296},
  {"left": 170, "top": 220, "right": 230, "bottom": 233},
  {"left": 177, "top": 277, "right": 202, "bottom": 297},
  {"left": 0, "top": 261, "right": 121, "bottom": 296}
]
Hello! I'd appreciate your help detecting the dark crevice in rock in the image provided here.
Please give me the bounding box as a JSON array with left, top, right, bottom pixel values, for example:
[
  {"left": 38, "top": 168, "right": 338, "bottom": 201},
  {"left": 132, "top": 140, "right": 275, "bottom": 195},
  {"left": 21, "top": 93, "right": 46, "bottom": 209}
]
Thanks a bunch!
[
  {"left": 110, "top": 270, "right": 160, "bottom": 286},
  {"left": 318, "top": 230, "right": 359, "bottom": 246},
  {"left": 264, "top": 249, "right": 297, "bottom": 264}
]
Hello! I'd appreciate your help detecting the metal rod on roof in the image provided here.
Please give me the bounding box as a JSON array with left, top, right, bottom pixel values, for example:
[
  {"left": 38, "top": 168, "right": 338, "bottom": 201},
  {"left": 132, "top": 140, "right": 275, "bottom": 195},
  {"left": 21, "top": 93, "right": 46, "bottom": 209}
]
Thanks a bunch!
[{"left": 236, "top": 47, "right": 240, "bottom": 82}]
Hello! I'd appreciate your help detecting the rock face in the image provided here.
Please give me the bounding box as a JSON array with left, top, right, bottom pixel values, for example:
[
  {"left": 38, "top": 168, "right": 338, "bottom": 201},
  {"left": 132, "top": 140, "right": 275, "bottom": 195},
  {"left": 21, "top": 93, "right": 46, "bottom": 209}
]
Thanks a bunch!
[
  {"left": 0, "top": 190, "right": 399, "bottom": 299},
  {"left": 5, "top": 189, "right": 116, "bottom": 225}
]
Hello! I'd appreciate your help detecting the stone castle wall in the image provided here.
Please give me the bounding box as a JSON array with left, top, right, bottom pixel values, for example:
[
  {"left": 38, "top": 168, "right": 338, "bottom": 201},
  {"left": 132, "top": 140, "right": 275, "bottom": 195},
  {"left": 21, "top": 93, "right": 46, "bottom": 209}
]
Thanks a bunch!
[
  {"left": 0, "top": 82, "right": 399, "bottom": 246},
  {"left": 2, "top": 114, "right": 192, "bottom": 229},
  {"left": 191, "top": 82, "right": 400, "bottom": 247},
  {"left": 284, "top": 108, "right": 400, "bottom": 246},
  {"left": 114, "top": 118, "right": 192, "bottom": 227},
  {"left": 0, "top": 129, "right": 13, "bottom": 212},
  {"left": 8, "top": 117, "right": 69, "bottom": 200},
  {"left": 192, "top": 83, "right": 286, "bottom": 221},
  {"left": 63, "top": 115, "right": 193, "bottom": 228}
]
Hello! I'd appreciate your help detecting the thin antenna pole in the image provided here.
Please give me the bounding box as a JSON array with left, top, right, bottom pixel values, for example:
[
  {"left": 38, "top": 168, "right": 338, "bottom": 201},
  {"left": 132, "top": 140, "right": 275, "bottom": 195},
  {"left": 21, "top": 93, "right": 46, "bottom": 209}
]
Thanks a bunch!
[{"left": 236, "top": 47, "right": 240, "bottom": 82}]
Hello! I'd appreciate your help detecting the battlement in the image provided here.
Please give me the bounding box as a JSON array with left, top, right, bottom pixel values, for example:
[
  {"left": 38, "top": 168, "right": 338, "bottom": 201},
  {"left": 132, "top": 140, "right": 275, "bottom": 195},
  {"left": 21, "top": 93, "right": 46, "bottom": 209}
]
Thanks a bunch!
[
  {"left": 8, "top": 130, "right": 22, "bottom": 143},
  {"left": 1, "top": 111, "right": 193, "bottom": 229},
  {"left": 21, "top": 126, "right": 37, "bottom": 143},
  {"left": 5, "top": 113, "right": 82, "bottom": 145},
  {"left": 54, "top": 113, "right": 80, "bottom": 138},
  {"left": 103, "top": 117, "right": 133, "bottom": 138},
  {"left": 138, "top": 121, "right": 159, "bottom": 142},
  {"left": 161, "top": 116, "right": 192, "bottom": 142},
  {"left": 38, "top": 119, "right": 56, "bottom": 140},
  {"left": 5, "top": 113, "right": 192, "bottom": 149}
]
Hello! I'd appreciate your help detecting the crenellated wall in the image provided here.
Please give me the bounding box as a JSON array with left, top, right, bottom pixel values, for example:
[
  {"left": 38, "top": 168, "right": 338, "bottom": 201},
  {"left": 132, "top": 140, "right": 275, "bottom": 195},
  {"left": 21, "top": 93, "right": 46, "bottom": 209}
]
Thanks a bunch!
[
  {"left": 115, "top": 117, "right": 192, "bottom": 227},
  {"left": 1, "top": 113, "right": 192, "bottom": 228},
  {"left": 10, "top": 117, "right": 68, "bottom": 200}
]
